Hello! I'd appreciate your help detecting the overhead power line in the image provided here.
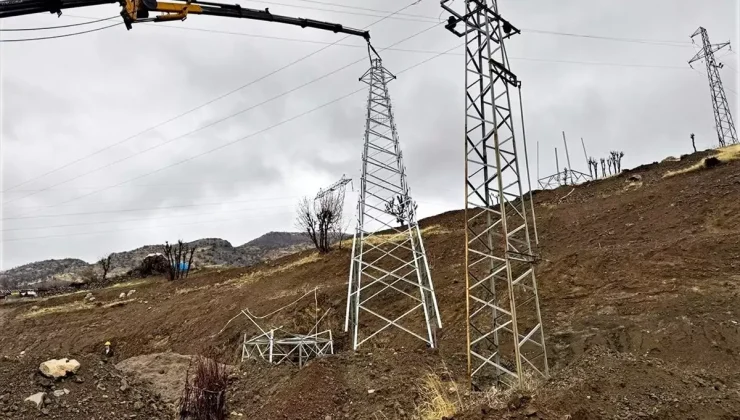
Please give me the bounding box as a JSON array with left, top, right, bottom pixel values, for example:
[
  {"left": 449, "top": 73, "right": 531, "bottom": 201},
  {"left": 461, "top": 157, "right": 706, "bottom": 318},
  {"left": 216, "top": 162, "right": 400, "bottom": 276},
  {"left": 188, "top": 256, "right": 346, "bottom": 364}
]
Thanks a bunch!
[
  {"left": 5, "top": 21, "right": 442, "bottom": 210},
  {"left": 4, "top": 212, "right": 294, "bottom": 242},
  {"left": 2, "top": 0, "right": 425, "bottom": 196},
  {"left": 0, "top": 15, "right": 118, "bottom": 31},
  {"left": 1, "top": 203, "right": 296, "bottom": 231},
  {"left": 3, "top": 195, "right": 298, "bottom": 218},
  {"left": 9, "top": 41, "right": 460, "bottom": 228},
  {"left": 0, "top": 22, "right": 122, "bottom": 42},
  {"left": 246, "top": 0, "right": 439, "bottom": 23}
]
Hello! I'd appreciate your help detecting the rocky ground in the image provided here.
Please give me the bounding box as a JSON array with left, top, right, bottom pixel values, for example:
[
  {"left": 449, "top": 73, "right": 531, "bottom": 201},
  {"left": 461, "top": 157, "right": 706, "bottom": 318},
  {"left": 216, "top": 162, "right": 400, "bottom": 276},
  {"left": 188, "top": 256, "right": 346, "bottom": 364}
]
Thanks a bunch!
[
  {"left": 0, "top": 232, "right": 313, "bottom": 290},
  {"left": 0, "top": 148, "right": 739, "bottom": 419},
  {"left": 0, "top": 354, "right": 170, "bottom": 419}
]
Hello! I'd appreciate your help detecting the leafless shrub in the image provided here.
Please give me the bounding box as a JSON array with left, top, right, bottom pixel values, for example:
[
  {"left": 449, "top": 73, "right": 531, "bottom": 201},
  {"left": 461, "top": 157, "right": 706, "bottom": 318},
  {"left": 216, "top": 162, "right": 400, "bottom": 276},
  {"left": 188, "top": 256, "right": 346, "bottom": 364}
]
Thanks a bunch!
[
  {"left": 385, "top": 193, "right": 417, "bottom": 227},
  {"left": 179, "top": 352, "right": 229, "bottom": 420},
  {"left": 600, "top": 158, "right": 606, "bottom": 178},
  {"left": 295, "top": 193, "right": 344, "bottom": 254},
  {"left": 78, "top": 266, "right": 98, "bottom": 284},
  {"left": 610, "top": 150, "right": 625, "bottom": 173},
  {"left": 98, "top": 254, "right": 113, "bottom": 282},
  {"left": 587, "top": 157, "right": 599, "bottom": 179},
  {"left": 163, "top": 240, "right": 196, "bottom": 281}
]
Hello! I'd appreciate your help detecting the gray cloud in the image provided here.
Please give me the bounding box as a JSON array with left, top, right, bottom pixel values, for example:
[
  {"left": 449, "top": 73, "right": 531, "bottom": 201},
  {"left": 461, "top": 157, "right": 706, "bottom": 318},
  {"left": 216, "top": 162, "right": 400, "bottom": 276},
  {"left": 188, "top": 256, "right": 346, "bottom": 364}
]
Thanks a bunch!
[{"left": 2, "top": 0, "right": 738, "bottom": 268}]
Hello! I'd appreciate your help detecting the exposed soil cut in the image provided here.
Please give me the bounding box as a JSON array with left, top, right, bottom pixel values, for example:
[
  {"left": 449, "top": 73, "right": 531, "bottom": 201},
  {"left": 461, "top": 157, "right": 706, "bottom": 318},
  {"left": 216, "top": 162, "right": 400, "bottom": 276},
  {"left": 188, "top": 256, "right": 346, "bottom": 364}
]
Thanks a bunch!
[{"left": 1, "top": 150, "right": 739, "bottom": 419}]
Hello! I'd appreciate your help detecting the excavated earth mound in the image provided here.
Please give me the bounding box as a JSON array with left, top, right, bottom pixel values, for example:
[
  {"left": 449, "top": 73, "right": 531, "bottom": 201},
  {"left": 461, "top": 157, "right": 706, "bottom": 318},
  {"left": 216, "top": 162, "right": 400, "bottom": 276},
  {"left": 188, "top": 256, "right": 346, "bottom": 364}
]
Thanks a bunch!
[{"left": 1, "top": 149, "right": 739, "bottom": 419}]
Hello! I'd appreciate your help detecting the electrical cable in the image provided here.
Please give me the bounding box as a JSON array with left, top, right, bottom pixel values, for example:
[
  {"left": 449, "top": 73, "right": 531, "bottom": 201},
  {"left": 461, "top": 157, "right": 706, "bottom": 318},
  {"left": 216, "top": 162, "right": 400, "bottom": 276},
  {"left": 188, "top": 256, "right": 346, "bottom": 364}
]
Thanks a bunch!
[
  {"left": 6, "top": 42, "right": 460, "bottom": 238},
  {"left": 2, "top": 197, "right": 298, "bottom": 220},
  {"left": 245, "top": 0, "right": 437, "bottom": 23},
  {"left": 0, "top": 15, "right": 118, "bottom": 31},
  {"left": 3, "top": 211, "right": 295, "bottom": 242},
  {"left": 5, "top": 21, "right": 442, "bottom": 211},
  {"left": 0, "top": 22, "right": 122, "bottom": 42},
  {"left": 1, "top": 203, "right": 297, "bottom": 231},
  {"left": 2, "top": 0, "right": 428, "bottom": 195},
  {"left": 5, "top": 196, "right": 298, "bottom": 221},
  {"left": 522, "top": 29, "right": 692, "bottom": 47}
]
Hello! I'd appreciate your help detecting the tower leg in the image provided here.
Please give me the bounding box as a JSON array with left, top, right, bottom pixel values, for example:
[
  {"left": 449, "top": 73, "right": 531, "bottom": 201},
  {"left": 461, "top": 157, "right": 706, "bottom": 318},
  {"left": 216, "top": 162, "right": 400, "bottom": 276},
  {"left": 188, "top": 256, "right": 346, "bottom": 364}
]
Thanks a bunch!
[
  {"left": 345, "top": 48, "right": 442, "bottom": 350},
  {"left": 441, "top": 0, "right": 548, "bottom": 390}
]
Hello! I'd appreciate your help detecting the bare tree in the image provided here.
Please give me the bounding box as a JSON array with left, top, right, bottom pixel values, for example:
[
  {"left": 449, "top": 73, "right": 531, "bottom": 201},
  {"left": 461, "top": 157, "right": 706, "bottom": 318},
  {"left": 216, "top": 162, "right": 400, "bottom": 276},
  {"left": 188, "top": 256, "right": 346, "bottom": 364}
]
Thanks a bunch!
[
  {"left": 163, "top": 240, "right": 195, "bottom": 281},
  {"left": 179, "top": 350, "right": 229, "bottom": 420},
  {"left": 588, "top": 157, "right": 599, "bottom": 179},
  {"left": 600, "top": 158, "right": 607, "bottom": 178},
  {"left": 296, "top": 192, "right": 344, "bottom": 254},
  {"left": 98, "top": 254, "right": 113, "bottom": 282},
  {"left": 385, "top": 193, "right": 417, "bottom": 227},
  {"left": 690, "top": 133, "right": 697, "bottom": 153},
  {"left": 609, "top": 150, "right": 625, "bottom": 173}
]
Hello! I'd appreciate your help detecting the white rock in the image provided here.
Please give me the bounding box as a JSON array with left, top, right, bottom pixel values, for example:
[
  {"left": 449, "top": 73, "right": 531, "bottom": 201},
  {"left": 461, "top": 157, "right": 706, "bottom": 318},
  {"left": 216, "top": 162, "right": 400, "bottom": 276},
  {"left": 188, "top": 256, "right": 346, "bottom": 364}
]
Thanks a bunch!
[
  {"left": 39, "top": 358, "right": 81, "bottom": 379},
  {"left": 367, "top": 389, "right": 375, "bottom": 394},
  {"left": 119, "top": 292, "right": 126, "bottom": 299},
  {"left": 53, "top": 389, "right": 67, "bottom": 397},
  {"left": 127, "top": 290, "right": 136, "bottom": 297},
  {"left": 24, "top": 392, "right": 46, "bottom": 408}
]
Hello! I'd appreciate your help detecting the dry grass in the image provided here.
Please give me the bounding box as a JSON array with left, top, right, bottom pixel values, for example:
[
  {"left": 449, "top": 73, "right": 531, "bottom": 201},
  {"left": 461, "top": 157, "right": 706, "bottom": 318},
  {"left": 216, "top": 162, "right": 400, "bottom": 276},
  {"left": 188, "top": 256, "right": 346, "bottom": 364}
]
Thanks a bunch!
[
  {"left": 106, "top": 279, "right": 151, "bottom": 289},
  {"left": 227, "top": 253, "right": 322, "bottom": 286},
  {"left": 20, "top": 298, "right": 137, "bottom": 319},
  {"left": 364, "top": 225, "right": 450, "bottom": 246},
  {"left": 664, "top": 144, "right": 740, "bottom": 178},
  {"left": 472, "top": 371, "right": 542, "bottom": 410},
  {"left": 413, "top": 373, "right": 461, "bottom": 420},
  {"left": 20, "top": 301, "right": 92, "bottom": 319}
]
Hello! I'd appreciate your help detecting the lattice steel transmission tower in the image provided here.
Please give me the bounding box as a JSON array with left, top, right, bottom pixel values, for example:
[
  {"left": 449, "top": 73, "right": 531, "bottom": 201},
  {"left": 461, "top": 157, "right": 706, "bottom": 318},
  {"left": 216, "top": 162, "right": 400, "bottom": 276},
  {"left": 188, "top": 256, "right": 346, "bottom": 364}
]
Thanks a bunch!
[
  {"left": 689, "top": 27, "right": 737, "bottom": 147},
  {"left": 440, "top": 0, "right": 548, "bottom": 389},
  {"left": 345, "top": 46, "right": 442, "bottom": 350}
]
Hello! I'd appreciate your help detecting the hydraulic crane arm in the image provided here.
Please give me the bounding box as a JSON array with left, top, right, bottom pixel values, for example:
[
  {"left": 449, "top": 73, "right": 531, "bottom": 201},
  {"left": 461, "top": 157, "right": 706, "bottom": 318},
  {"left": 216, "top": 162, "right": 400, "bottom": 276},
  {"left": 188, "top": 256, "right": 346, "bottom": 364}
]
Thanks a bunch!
[{"left": 0, "top": 0, "right": 370, "bottom": 40}]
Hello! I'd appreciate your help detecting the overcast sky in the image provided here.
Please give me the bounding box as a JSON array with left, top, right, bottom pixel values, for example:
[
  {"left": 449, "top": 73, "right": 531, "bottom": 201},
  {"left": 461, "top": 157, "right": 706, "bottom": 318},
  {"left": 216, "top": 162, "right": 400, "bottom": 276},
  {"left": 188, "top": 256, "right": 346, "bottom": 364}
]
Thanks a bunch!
[{"left": 1, "top": 0, "right": 738, "bottom": 269}]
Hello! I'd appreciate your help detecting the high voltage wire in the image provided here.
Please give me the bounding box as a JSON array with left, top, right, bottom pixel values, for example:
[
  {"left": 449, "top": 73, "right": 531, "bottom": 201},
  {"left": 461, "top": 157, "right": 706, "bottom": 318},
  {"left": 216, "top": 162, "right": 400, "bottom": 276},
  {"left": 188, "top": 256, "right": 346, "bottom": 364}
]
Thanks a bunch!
[
  {"left": 0, "top": 22, "right": 122, "bottom": 42},
  {"left": 6, "top": 42, "right": 459, "bottom": 231},
  {"left": 4, "top": 212, "right": 295, "bottom": 242},
  {"left": 4, "top": 195, "right": 298, "bottom": 216},
  {"left": 0, "top": 15, "right": 118, "bottom": 31},
  {"left": 1, "top": 204, "right": 296, "bottom": 231},
  {"left": 246, "top": 0, "right": 440, "bottom": 23},
  {"left": 2, "top": 13, "right": 694, "bottom": 196},
  {"left": 4, "top": 22, "right": 442, "bottom": 211},
  {"left": 1, "top": 0, "right": 425, "bottom": 196}
]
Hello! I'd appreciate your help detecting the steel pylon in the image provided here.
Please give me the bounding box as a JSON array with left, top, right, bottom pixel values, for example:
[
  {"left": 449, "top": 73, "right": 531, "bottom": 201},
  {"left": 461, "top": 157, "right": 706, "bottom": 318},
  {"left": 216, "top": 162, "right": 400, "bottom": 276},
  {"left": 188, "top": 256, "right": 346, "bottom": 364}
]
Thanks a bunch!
[
  {"left": 441, "top": 0, "right": 548, "bottom": 389},
  {"left": 344, "top": 46, "right": 442, "bottom": 350},
  {"left": 689, "top": 27, "right": 738, "bottom": 147}
]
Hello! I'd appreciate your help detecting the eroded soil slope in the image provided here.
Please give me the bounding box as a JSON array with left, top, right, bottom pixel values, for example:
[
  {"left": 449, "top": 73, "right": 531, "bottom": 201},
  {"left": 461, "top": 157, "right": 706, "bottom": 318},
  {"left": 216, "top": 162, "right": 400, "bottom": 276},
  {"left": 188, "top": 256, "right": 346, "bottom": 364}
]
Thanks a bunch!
[{"left": 1, "top": 150, "right": 739, "bottom": 419}]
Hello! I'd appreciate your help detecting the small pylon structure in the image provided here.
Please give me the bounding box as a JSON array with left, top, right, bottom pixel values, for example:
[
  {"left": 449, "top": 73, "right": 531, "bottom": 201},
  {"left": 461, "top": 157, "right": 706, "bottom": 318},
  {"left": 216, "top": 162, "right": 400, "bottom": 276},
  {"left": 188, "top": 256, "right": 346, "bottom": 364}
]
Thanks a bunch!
[
  {"left": 689, "top": 27, "right": 737, "bottom": 147},
  {"left": 441, "top": 0, "right": 548, "bottom": 390},
  {"left": 345, "top": 46, "right": 442, "bottom": 350}
]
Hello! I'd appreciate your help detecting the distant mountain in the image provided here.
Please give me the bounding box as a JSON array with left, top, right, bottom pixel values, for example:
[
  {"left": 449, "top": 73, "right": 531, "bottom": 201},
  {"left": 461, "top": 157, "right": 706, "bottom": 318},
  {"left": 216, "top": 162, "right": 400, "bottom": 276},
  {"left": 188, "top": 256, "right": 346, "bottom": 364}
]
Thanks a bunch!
[
  {"left": 237, "top": 231, "right": 314, "bottom": 261},
  {"left": 0, "top": 258, "right": 89, "bottom": 289},
  {"left": 0, "top": 232, "right": 314, "bottom": 290}
]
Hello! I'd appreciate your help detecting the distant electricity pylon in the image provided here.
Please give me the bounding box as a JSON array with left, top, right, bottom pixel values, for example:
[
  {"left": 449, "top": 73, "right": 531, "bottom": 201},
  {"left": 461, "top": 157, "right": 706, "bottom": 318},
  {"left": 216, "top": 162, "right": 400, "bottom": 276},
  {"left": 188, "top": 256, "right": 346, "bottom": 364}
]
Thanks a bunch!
[
  {"left": 344, "top": 46, "right": 442, "bottom": 350},
  {"left": 689, "top": 27, "right": 737, "bottom": 147},
  {"left": 440, "top": 0, "right": 548, "bottom": 390},
  {"left": 315, "top": 174, "right": 352, "bottom": 201}
]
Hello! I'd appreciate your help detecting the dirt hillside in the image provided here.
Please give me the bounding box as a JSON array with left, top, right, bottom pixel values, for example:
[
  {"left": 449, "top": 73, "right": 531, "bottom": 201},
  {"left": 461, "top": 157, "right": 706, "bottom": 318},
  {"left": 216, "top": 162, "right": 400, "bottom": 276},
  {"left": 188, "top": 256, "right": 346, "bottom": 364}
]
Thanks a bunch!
[{"left": 0, "top": 148, "right": 739, "bottom": 419}]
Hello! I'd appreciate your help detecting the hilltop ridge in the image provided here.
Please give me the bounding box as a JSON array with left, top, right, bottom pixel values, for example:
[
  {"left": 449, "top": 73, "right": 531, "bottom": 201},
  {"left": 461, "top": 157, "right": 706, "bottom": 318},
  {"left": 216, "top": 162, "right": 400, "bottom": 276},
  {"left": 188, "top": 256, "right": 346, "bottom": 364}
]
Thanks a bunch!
[{"left": 0, "top": 231, "right": 313, "bottom": 289}]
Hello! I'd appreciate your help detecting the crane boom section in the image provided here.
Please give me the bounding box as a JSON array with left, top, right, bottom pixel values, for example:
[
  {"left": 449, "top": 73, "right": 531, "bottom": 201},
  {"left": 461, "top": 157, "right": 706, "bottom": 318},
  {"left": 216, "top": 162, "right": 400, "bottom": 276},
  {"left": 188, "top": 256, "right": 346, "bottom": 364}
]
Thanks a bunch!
[{"left": 0, "top": 0, "right": 370, "bottom": 40}]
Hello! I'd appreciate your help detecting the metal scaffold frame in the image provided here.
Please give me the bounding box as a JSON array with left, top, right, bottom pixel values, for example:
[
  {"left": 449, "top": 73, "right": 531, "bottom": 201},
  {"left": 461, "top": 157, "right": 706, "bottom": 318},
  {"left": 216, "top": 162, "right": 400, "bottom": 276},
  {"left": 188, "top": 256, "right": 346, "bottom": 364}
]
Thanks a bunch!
[
  {"left": 440, "top": 0, "right": 548, "bottom": 389},
  {"left": 689, "top": 27, "right": 738, "bottom": 147},
  {"left": 242, "top": 329, "right": 334, "bottom": 368},
  {"left": 344, "top": 45, "right": 442, "bottom": 351}
]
